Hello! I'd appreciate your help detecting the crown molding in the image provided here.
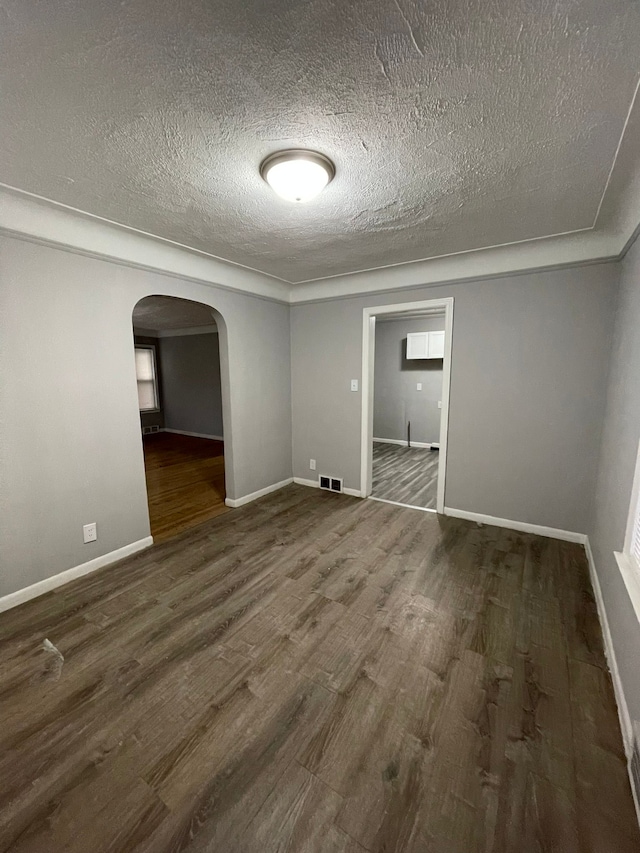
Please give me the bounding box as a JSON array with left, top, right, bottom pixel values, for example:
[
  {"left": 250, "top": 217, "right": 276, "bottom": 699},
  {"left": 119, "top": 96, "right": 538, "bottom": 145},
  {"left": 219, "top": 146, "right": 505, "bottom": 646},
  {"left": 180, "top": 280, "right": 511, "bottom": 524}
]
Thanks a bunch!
[
  {"left": 287, "top": 230, "right": 619, "bottom": 304},
  {"left": 1, "top": 180, "right": 639, "bottom": 307},
  {"left": 0, "top": 185, "right": 290, "bottom": 304}
]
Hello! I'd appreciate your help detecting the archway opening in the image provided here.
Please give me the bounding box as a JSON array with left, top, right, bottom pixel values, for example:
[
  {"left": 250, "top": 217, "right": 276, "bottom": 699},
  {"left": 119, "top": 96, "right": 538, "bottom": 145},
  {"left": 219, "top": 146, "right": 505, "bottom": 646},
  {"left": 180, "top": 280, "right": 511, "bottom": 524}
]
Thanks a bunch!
[{"left": 132, "top": 295, "right": 229, "bottom": 541}]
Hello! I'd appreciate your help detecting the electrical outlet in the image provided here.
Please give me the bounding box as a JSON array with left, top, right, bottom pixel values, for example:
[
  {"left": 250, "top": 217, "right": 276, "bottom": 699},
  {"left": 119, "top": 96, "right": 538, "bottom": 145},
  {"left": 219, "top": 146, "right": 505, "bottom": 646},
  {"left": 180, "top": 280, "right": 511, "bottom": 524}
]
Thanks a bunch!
[
  {"left": 83, "top": 522, "right": 97, "bottom": 543},
  {"left": 417, "top": 382, "right": 422, "bottom": 391},
  {"left": 310, "top": 459, "right": 316, "bottom": 470}
]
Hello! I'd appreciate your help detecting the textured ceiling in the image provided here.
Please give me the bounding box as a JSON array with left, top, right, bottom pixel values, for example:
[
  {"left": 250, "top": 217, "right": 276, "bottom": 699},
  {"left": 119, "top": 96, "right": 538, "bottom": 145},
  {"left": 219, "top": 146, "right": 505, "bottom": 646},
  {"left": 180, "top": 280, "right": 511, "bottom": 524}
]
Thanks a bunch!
[
  {"left": 1, "top": 0, "right": 639, "bottom": 284},
  {"left": 133, "top": 296, "right": 216, "bottom": 331}
]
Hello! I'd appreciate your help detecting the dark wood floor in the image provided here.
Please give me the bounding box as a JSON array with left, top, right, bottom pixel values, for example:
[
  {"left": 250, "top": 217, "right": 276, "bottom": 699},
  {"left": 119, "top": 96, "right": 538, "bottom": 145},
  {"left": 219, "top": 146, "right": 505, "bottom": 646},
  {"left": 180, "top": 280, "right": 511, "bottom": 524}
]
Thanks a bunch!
[
  {"left": 0, "top": 485, "right": 638, "bottom": 852},
  {"left": 372, "top": 442, "right": 439, "bottom": 509},
  {"left": 143, "top": 432, "right": 228, "bottom": 541}
]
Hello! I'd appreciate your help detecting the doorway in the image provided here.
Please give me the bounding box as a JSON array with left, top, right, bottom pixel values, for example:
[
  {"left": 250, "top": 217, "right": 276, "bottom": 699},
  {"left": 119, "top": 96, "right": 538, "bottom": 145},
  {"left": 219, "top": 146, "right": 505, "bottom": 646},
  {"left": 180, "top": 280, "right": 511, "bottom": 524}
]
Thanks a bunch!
[
  {"left": 361, "top": 298, "right": 453, "bottom": 513},
  {"left": 132, "top": 295, "right": 229, "bottom": 541}
]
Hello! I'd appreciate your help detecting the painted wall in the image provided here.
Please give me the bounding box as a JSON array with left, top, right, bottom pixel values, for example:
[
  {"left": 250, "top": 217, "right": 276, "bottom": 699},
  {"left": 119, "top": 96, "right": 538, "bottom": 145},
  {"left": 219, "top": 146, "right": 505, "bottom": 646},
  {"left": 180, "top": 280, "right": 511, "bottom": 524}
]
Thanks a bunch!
[
  {"left": 0, "top": 235, "right": 292, "bottom": 597},
  {"left": 291, "top": 263, "right": 618, "bottom": 533},
  {"left": 160, "top": 332, "right": 223, "bottom": 438},
  {"left": 134, "top": 334, "right": 165, "bottom": 431},
  {"left": 590, "top": 236, "right": 640, "bottom": 726},
  {"left": 373, "top": 316, "right": 445, "bottom": 445}
]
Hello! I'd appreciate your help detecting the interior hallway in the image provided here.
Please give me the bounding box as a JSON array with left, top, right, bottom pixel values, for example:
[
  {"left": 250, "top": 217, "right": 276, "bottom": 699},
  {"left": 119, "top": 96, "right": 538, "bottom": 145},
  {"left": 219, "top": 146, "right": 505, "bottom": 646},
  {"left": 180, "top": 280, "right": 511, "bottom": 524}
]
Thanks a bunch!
[
  {"left": 0, "top": 485, "right": 637, "bottom": 853},
  {"left": 143, "top": 432, "right": 227, "bottom": 541},
  {"left": 371, "top": 441, "right": 439, "bottom": 509}
]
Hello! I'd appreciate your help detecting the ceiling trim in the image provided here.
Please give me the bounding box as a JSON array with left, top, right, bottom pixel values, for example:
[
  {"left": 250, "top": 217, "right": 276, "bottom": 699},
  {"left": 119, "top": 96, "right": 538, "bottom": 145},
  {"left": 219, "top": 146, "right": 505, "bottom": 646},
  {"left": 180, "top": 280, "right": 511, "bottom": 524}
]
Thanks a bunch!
[
  {"left": 288, "top": 231, "right": 618, "bottom": 303},
  {"left": 0, "top": 184, "right": 290, "bottom": 304},
  {"left": 1, "top": 179, "right": 639, "bottom": 306}
]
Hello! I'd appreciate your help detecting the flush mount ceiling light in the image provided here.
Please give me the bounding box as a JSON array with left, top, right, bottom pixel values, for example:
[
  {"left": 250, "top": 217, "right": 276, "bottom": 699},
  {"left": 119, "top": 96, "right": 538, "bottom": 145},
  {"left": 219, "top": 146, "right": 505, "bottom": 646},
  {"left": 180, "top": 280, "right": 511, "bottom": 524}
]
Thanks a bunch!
[{"left": 260, "top": 149, "right": 335, "bottom": 203}]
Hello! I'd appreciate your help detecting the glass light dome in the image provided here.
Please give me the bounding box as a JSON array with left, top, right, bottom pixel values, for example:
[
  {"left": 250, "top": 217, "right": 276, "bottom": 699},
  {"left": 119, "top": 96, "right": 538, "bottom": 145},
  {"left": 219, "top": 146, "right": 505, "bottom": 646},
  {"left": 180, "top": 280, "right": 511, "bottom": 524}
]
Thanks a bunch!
[{"left": 260, "top": 150, "right": 335, "bottom": 203}]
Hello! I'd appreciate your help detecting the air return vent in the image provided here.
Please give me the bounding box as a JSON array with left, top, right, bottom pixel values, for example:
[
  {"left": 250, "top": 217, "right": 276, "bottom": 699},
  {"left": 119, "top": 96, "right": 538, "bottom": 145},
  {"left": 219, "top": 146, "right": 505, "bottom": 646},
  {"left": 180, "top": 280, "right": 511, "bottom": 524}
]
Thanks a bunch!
[
  {"left": 142, "top": 425, "right": 160, "bottom": 436},
  {"left": 319, "top": 475, "right": 343, "bottom": 493}
]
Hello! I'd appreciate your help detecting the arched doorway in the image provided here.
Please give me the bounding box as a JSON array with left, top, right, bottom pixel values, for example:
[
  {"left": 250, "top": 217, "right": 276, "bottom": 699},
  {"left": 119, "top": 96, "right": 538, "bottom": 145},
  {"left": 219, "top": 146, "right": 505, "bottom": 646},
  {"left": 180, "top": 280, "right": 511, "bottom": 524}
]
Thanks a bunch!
[{"left": 132, "top": 295, "right": 230, "bottom": 541}]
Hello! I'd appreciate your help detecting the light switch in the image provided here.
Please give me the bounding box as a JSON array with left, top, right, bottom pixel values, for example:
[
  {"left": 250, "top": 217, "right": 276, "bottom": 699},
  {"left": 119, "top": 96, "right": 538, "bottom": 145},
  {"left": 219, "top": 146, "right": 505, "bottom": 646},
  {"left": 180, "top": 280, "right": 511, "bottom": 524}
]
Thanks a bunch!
[
  {"left": 350, "top": 379, "right": 359, "bottom": 392},
  {"left": 438, "top": 401, "right": 442, "bottom": 409},
  {"left": 416, "top": 383, "right": 422, "bottom": 391}
]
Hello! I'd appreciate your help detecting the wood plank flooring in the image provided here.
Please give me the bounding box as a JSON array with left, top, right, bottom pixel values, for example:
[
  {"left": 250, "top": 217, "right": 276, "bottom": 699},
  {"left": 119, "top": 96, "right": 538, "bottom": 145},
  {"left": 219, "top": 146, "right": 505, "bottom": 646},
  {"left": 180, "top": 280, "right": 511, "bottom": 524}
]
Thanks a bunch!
[
  {"left": 372, "top": 442, "right": 439, "bottom": 509},
  {"left": 0, "top": 485, "right": 638, "bottom": 852},
  {"left": 143, "top": 432, "right": 228, "bottom": 541}
]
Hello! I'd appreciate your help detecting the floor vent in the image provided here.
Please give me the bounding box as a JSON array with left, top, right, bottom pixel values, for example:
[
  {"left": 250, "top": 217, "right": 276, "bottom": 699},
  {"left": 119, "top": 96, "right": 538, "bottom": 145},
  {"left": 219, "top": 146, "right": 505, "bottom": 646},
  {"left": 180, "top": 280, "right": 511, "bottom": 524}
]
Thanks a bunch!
[
  {"left": 142, "top": 425, "right": 160, "bottom": 435},
  {"left": 320, "top": 476, "right": 343, "bottom": 493}
]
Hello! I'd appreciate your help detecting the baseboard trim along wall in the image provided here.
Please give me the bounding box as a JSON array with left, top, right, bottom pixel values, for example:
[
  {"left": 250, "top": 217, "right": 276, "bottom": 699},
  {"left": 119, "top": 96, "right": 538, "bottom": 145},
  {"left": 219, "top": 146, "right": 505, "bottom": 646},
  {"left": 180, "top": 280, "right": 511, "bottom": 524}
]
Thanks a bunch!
[
  {"left": 293, "top": 477, "right": 362, "bottom": 498},
  {"left": 162, "top": 429, "right": 224, "bottom": 441},
  {"left": 373, "top": 437, "right": 432, "bottom": 449},
  {"left": 443, "top": 506, "right": 586, "bottom": 543},
  {"left": 225, "top": 477, "right": 293, "bottom": 508},
  {"left": 583, "top": 538, "right": 633, "bottom": 754},
  {"left": 0, "top": 536, "right": 154, "bottom": 614},
  {"left": 583, "top": 538, "right": 640, "bottom": 826}
]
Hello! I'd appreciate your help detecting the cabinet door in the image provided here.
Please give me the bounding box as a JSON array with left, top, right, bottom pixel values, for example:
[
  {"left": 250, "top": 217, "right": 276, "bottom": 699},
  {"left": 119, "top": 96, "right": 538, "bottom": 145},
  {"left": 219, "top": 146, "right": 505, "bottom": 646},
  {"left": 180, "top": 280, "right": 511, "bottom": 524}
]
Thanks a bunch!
[
  {"left": 406, "top": 332, "right": 429, "bottom": 359},
  {"left": 427, "top": 330, "right": 445, "bottom": 359}
]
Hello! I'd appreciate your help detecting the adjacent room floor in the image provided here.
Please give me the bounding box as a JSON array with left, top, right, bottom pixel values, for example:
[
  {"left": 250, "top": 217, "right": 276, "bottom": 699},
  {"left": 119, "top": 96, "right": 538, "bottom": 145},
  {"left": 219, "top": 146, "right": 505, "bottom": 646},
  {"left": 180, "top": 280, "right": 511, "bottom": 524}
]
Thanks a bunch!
[
  {"left": 371, "top": 441, "right": 439, "bottom": 509},
  {"left": 143, "top": 431, "right": 227, "bottom": 541},
  {"left": 1, "top": 486, "right": 638, "bottom": 852}
]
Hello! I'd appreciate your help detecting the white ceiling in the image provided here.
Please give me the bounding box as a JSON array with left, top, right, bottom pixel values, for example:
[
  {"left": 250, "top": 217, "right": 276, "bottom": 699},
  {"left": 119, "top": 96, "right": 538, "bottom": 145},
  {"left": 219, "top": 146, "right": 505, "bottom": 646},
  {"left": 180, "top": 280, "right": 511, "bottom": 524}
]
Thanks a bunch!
[
  {"left": 1, "top": 0, "right": 639, "bottom": 286},
  {"left": 133, "top": 296, "right": 216, "bottom": 331}
]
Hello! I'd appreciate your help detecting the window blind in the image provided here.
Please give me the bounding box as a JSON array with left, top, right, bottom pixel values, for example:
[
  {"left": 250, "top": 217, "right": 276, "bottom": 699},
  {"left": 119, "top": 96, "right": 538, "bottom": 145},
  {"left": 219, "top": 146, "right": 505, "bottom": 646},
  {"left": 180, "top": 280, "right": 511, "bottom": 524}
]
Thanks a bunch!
[{"left": 135, "top": 347, "right": 158, "bottom": 412}]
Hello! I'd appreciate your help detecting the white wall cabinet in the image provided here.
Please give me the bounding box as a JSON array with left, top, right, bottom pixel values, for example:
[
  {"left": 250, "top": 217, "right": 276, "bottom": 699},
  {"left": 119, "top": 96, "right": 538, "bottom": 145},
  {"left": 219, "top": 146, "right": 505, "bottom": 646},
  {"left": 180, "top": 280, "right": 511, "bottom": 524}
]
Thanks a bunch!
[
  {"left": 406, "top": 330, "right": 445, "bottom": 360},
  {"left": 427, "top": 330, "right": 445, "bottom": 359}
]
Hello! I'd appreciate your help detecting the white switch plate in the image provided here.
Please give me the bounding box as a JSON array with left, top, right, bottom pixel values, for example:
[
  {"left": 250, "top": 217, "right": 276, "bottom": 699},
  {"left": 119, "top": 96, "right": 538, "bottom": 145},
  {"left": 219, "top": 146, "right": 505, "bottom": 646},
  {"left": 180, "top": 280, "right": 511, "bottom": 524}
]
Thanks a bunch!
[
  {"left": 438, "top": 401, "right": 442, "bottom": 408},
  {"left": 350, "top": 379, "right": 359, "bottom": 392},
  {"left": 83, "top": 522, "right": 97, "bottom": 543},
  {"left": 417, "top": 383, "right": 422, "bottom": 391},
  {"left": 310, "top": 459, "right": 316, "bottom": 470}
]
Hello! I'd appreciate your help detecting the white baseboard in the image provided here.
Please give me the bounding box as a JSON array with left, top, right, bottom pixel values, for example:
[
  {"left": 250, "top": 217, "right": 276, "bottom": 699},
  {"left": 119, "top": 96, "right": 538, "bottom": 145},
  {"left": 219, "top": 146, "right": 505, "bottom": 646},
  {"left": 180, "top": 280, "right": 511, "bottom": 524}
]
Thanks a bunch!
[
  {"left": 162, "top": 428, "right": 224, "bottom": 441},
  {"left": 443, "top": 506, "right": 586, "bottom": 544},
  {"left": 584, "top": 538, "right": 633, "bottom": 755},
  {"left": 584, "top": 538, "right": 640, "bottom": 827},
  {"left": 225, "top": 477, "right": 293, "bottom": 508},
  {"left": 0, "top": 536, "right": 154, "bottom": 614},
  {"left": 373, "top": 437, "right": 432, "bottom": 449},
  {"left": 293, "top": 477, "right": 362, "bottom": 498},
  {"left": 294, "top": 476, "right": 319, "bottom": 488}
]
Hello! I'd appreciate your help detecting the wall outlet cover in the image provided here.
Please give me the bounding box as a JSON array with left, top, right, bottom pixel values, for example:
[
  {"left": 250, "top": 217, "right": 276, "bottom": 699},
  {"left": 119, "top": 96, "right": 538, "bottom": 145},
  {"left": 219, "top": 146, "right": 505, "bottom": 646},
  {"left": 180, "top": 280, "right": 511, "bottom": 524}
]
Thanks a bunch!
[{"left": 83, "top": 522, "right": 97, "bottom": 543}]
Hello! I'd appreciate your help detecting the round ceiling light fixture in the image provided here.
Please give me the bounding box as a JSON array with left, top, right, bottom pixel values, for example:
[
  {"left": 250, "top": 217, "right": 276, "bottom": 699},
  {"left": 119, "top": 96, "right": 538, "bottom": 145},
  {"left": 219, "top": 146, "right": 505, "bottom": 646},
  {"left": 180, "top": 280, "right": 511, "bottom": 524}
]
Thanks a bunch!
[{"left": 260, "top": 149, "right": 335, "bottom": 203}]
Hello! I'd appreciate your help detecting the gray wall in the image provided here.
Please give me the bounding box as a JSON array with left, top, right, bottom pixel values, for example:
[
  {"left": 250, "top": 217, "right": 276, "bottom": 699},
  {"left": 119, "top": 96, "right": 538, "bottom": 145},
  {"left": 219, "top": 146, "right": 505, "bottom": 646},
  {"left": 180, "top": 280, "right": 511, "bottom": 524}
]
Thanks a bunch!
[
  {"left": 0, "top": 235, "right": 292, "bottom": 597},
  {"left": 134, "top": 334, "right": 165, "bottom": 431},
  {"left": 590, "top": 236, "right": 640, "bottom": 724},
  {"left": 160, "top": 332, "right": 223, "bottom": 437},
  {"left": 291, "top": 263, "right": 618, "bottom": 532},
  {"left": 374, "top": 316, "right": 445, "bottom": 445}
]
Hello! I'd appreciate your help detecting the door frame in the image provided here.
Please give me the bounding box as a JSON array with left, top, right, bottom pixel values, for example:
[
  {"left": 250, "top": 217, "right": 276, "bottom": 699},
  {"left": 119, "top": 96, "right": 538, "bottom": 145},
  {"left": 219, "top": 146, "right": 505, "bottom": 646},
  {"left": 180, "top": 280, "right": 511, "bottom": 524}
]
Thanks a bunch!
[{"left": 360, "top": 296, "right": 454, "bottom": 513}]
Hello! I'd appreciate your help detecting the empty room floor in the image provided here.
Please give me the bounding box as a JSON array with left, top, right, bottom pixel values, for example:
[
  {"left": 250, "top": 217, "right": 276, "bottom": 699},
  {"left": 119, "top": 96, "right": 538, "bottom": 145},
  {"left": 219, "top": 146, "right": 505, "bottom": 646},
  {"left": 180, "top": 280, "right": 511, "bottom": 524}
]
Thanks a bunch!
[
  {"left": 1, "top": 486, "right": 638, "bottom": 852},
  {"left": 372, "top": 441, "right": 439, "bottom": 509},
  {"left": 143, "top": 432, "right": 227, "bottom": 541}
]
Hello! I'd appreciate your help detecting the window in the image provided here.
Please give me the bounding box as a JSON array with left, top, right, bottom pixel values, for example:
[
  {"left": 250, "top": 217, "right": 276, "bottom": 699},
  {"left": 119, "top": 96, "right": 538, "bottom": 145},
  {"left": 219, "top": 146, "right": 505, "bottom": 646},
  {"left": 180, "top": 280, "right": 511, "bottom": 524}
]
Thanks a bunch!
[
  {"left": 622, "top": 439, "right": 640, "bottom": 573},
  {"left": 135, "top": 346, "right": 159, "bottom": 412},
  {"left": 615, "top": 438, "right": 640, "bottom": 627}
]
